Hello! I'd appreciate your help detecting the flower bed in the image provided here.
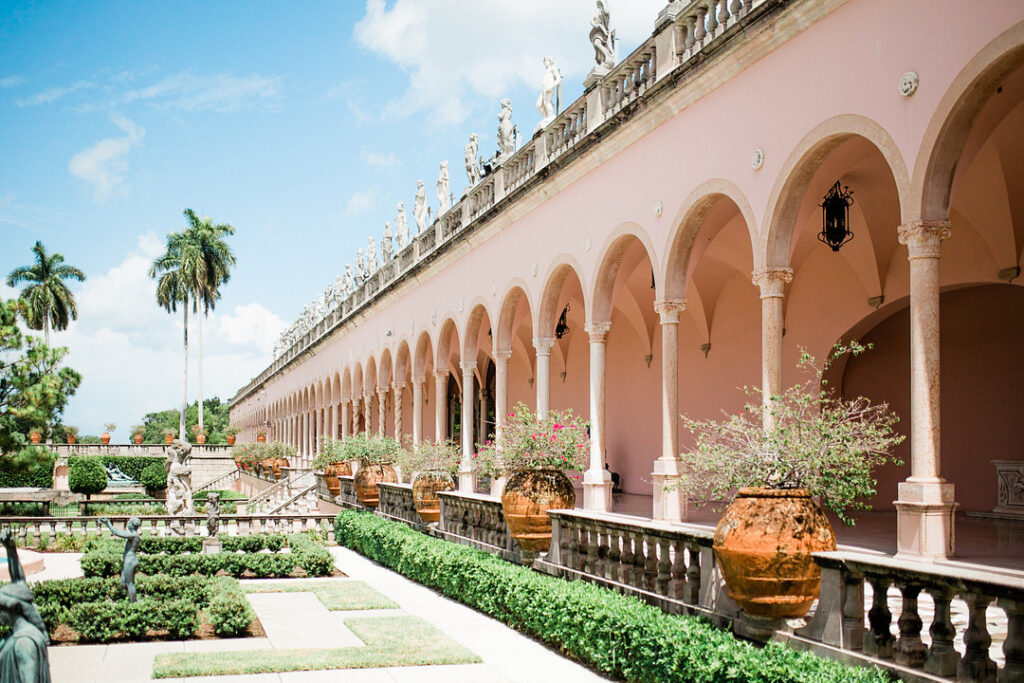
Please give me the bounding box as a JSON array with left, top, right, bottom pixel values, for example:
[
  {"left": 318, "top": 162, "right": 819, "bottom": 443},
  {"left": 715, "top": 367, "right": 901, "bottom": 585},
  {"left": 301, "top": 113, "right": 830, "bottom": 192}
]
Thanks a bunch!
[
  {"left": 80, "top": 533, "right": 334, "bottom": 579},
  {"left": 29, "top": 575, "right": 254, "bottom": 643},
  {"left": 334, "top": 510, "right": 890, "bottom": 683}
]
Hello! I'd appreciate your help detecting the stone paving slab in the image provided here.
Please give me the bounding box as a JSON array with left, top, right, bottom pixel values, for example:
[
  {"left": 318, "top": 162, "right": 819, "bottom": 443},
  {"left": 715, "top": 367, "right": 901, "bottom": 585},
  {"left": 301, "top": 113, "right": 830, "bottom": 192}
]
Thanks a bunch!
[{"left": 245, "top": 592, "right": 363, "bottom": 649}]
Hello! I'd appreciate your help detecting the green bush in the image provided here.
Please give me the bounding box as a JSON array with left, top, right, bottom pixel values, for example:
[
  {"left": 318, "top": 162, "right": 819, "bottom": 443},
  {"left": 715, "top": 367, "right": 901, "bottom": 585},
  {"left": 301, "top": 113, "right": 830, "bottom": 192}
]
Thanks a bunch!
[
  {"left": 334, "top": 511, "right": 890, "bottom": 683},
  {"left": 68, "top": 455, "right": 164, "bottom": 483},
  {"left": 140, "top": 462, "right": 167, "bottom": 496},
  {"left": 0, "top": 447, "right": 56, "bottom": 487},
  {"left": 68, "top": 456, "right": 107, "bottom": 497}
]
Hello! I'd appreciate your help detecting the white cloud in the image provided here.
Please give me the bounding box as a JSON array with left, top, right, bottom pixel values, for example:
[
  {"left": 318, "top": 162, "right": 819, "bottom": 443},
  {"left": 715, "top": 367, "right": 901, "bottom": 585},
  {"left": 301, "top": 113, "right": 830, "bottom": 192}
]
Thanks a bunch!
[
  {"left": 217, "top": 303, "right": 286, "bottom": 356},
  {"left": 67, "top": 115, "right": 146, "bottom": 203},
  {"left": 344, "top": 188, "right": 378, "bottom": 216},
  {"left": 353, "top": 0, "right": 665, "bottom": 124},
  {"left": 0, "top": 75, "right": 24, "bottom": 90},
  {"left": 123, "top": 72, "right": 282, "bottom": 112},
  {"left": 362, "top": 149, "right": 399, "bottom": 168},
  {"left": 16, "top": 79, "right": 94, "bottom": 107}
]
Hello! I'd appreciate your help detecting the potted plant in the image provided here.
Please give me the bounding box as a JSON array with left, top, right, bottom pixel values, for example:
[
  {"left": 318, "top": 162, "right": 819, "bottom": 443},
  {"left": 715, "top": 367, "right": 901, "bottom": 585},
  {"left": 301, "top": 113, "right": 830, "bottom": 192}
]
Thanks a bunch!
[
  {"left": 476, "top": 403, "right": 589, "bottom": 554},
  {"left": 256, "top": 427, "right": 268, "bottom": 443},
  {"left": 260, "top": 441, "right": 295, "bottom": 479},
  {"left": 676, "top": 343, "right": 904, "bottom": 620},
  {"left": 28, "top": 428, "right": 42, "bottom": 444},
  {"left": 130, "top": 425, "right": 145, "bottom": 445},
  {"left": 351, "top": 435, "right": 399, "bottom": 508},
  {"left": 225, "top": 425, "right": 241, "bottom": 446},
  {"left": 162, "top": 428, "right": 176, "bottom": 444},
  {"left": 101, "top": 423, "right": 116, "bottom": 445},
  {"left": 313, "top": 437, "right": 353, "bottom": 497},
  {"left": 191, "top": 424, "right": 207, "bottom": 445},
  {"left": 396, "top": 439, "right": 460, "bottom": 523},
  {"left": 64, "top": 425, "right": 79, "bottom": 445}
]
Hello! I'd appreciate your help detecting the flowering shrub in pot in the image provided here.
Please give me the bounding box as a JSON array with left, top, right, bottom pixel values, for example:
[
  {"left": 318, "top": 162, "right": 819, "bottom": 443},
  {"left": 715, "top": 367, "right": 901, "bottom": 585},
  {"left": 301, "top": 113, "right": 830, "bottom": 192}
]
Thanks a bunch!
[
  {"left": 350, "top": 435, "right": 399, "bottom": 508},
  {"left": 395, "top": 439, "right": 460, "bottom": 523}
]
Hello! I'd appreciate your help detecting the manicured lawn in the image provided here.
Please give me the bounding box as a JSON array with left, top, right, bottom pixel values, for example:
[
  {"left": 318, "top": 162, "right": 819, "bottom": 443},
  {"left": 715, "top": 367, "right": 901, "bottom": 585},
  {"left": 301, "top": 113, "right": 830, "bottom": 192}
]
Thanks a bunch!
[
  {"left": 245, "top": 579, "right": 399, "bottom": 610},
  {"left": 151, "top": 615, "right": 481, "bottom": 678}
]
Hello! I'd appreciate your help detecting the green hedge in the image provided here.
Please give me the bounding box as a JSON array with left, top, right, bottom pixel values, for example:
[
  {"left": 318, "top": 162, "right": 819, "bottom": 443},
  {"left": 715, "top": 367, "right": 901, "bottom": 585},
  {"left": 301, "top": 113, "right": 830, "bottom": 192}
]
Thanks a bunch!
[
  {"left": 68, "top": 455, "right": 164, "bottom": 482},
  {"left": 81, "top": 533, "right": 332, "bottom": 579},
  {"left": 0, "top": 448, "right": 56, "bottom": 487},
  {"left": 334, "top": 511, "right": 889, "bottom": 683},
  {"left": 28, "top": 575, "right": 253, "bottom": 642}
]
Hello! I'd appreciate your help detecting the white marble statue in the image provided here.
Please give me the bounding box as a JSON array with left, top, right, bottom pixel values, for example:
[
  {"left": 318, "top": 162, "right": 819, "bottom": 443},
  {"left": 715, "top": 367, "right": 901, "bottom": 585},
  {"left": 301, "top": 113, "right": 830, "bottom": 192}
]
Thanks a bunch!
[
  {"left": 343, "top": 265, "right": 354, "bottom": 295},
  {"left": 381, "top": 222, "right": 394, "bottom": 261},
  {"left": 590, "top": 1, "right": 616, "bottom": 69},
  {"left": 165, "top": 439, "right": 193, "bottom": 534},
  {"left": 334, "top": 276, "right": 343, "bottom": 304},
  {"left": 395, "top": 201, "right": 410, "bottom": 246},
  {"left": 414, "top": 181, "right": 427, "bottom": 233},
  {"left": 355, "top": 249, "right": 366, "bottom": 283},
  {"left": 465, "top": 133, "right": 481, "bottom": 186},
  {"left": 535, "top": 56, "right": 563, "bottom": 133},
  {"left": 366, "top": 236, "right": 378, "bottom": 273},
  {"left": 497, "top": 98, "right": 515, "bottom": 158},
  {"left": 437, "top": 161, "right": 451, "bottom": 214}
]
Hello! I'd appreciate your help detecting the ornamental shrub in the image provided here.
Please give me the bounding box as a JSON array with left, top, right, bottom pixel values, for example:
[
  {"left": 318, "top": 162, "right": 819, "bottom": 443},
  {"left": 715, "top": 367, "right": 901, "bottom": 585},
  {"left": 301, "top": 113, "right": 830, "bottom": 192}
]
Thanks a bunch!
[
  {"left": 0, "top": 447, "right": 56, "bottom": 487},
  {"left": 68, "top": 456, "right": 107, "bottom": 498},
  {"left": 334, "top": 511, "right": 890, "bottom": 683},
  {"left": 140, "top": 462, "right": 167, "bottom": 496},
  {"left": 474, "top": 403, "right": 589, "bottom": 478}
]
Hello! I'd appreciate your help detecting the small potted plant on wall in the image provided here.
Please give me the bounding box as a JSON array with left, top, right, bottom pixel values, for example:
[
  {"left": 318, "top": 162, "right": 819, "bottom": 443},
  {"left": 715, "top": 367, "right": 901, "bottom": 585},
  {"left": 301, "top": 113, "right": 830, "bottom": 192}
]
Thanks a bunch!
[
  {"left": 676, "top": 342, "right": 904, "bottom": 620},
  {"left": 396, "top": 438, "right": 460, "bottom": 523},
  {"left": 225, "top": 425, "right": 240, "bottom": 445},
  {"left": 130, "top": 425, "right": 145, "bottom": 445},
  {"left": 352, "top": 435, "right": 399, "bottom": 508},
  {"left": 476, "top": 403, "right": 589, "bottom": 555},
  {"left": 101, "top": 423, "right": 116, "bottom": 445},
  {"left": 256, "top": 427, "right": 267, "bottom": 443},
  {"left": 162, "top": 428, "right": 175, "bottom": 444},
  {"left": 28, "top": 428, "right": 43, "bottom": 444},
  {"left": 64, "top": 425, "right": 79, "bottom": 444},
  {"left": 191, "top": 424, "right": 207, "bottom": 445},
  {"left": 260, "top": 441, "right": 295, "bottom": 479}
]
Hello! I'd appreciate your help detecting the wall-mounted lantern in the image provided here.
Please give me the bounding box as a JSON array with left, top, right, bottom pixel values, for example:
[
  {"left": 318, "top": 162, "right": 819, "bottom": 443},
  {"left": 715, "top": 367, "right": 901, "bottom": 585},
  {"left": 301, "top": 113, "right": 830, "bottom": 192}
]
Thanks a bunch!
[
  {"left": 555, "top": 304, "right": 571, "bottom": 339},
  {"left": 818, "top": 181, "right": 855, "bottom": 252}
]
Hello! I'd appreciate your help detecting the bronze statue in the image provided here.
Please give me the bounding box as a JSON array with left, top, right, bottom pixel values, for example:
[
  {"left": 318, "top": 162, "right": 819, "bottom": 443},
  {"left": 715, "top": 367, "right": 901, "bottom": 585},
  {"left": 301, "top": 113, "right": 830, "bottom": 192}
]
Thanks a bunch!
[
  {"left": 98, "top": 517, "right": 141, "bottom": 603},
  {"left": 205, "top": 492, "right": 220, "bottom": 538},
  {"left": 0, "top": 528, "right": 50, "bottom": 682}
]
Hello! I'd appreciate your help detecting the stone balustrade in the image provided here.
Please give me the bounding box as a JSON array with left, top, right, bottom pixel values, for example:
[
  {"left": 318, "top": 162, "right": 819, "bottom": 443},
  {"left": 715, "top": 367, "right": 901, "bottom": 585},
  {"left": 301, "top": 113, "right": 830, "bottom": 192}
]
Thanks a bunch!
[
  {"left": 335, "top": 475, "right": 362, "bottom": 510},
  {"left": 435, "top": 490, "right": 520, "bottom": 563},
  {"left": 545, "top": 98, "right": 588, "bottom": 160},
  {"left": 376, "top": 482, "right": 421, "bottom": 528},
  {"left": 602, "top": 44, "right": 657, "bottom": 118},
  {"left": 50, "top": 443, "right": 232, "bottom": 458}
]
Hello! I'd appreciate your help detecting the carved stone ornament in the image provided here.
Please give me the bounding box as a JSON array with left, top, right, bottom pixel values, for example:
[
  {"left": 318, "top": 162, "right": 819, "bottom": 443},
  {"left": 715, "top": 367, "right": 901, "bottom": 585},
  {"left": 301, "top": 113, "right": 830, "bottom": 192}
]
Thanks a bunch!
[{"left": 899, "top": 71, "right": 919, "bottom": 97}]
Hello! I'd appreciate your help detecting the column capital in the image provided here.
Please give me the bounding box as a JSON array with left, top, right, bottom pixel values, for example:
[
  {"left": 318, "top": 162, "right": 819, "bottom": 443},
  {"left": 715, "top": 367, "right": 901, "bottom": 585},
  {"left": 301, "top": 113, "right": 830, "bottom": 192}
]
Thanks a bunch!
[
  {"left": 586, "top": 321, "right": 612, "bottom": 343},
  {"left": 392, "top": 382, "right": 405, "bottom": 392},
  {"left": 435, "top": 369, "right": 449, "bottom": 381},
  {"left": 494, "top": 348, "right": 512, "bottom": 362},
  {"left": 460, "top": 360, "right": 476, "bottom": 374},
  {"left": 654, "top": 298, "right": 686, "bottom": 323},
  {"left": 898, "top": 220, "right": 951, "bottom": 259},
  {"left": 533, "top": 336, "right": 555, "bottom": 355},
  {"left": 412, "top": 375, "right": 425, "bottom": 388},
  {"left": 376, "top": 387, "right": 388, "bottom": 397},
  {"left": 752, "top": 267, "right": 793, "bottom": 298}
]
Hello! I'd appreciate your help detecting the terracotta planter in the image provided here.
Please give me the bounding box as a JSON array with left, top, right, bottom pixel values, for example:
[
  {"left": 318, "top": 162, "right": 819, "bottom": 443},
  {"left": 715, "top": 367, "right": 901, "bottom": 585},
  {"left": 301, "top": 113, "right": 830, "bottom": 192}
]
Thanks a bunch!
[
  {"left": 353, "top": 463, "right": 397, "bottom": 508},
  {"left": 412, "top": 470, "right": 455, "bottom": 523},
  {"left": 101, "top": 432, "right": 111, "bottom": 445},
  {"left": 323, "top": 461, "right": 353, "bottom": 497},
  {"left": 226, "top": 434, "right": 236, "bottom": 445},
  {"left": 501, "top": 469, "right": 576, "bottom": 554},
  {"left": 256, "top": 434, "right": 267, "bottom": 443},
  {"left": 29, "top": 431, "right": 42, "bottom": 444},
  {"left": 164, "top": 434, "right": 174, "bottom": 444},
  {"left": 66, "top": 435, "right": 76, "bottom": 445},
  {"left": 262, "top": 457, "right": 290, "bottom": 479},
  {"left": 195, "top": 433, "right": 207, "bottom": 444},
  {"left": 133, "top": 434, "right": 144, "bottom": 444},
  {"left": 713, "top": 487, "right": 836, "bottom": 619}
]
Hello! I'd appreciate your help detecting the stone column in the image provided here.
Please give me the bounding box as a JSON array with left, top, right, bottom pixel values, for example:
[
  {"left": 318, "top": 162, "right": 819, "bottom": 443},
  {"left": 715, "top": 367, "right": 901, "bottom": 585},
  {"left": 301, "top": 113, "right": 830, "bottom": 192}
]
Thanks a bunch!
[
  {"left": 534, "top": 337, "right": 555, "bottom": 419},
  {"left": 412, "top": 378, "right": 424, "bottom": 445},
  {"left": 492, "top": 350, "right": 512, "bottom": 496},
  {"left": 363, "top": 394, "right": 372, "bottom": 436},
  {"left": 393, "top": 383, "right": 405, "bottom": 444},
  {"left": 299, "top": 412, "right": 306, "bottom": 456},
  {"left": 478, "top": 385, "right": 487, "bottom": 443},
  {"left": 377, "top": 389, "right": 387, "bottom": 437},
  {"left": 895, "top": 220, "right": 956, "bottom": 560},
  {"left": 315, "top": 407, "right": 323, "bottom": 454},
  {"left": 752, "top": 267, "right": 793, "bottom": 432},
  {"left": 331, "top": 403, "right": 338, "bottom": 441},
  {"left": 459, "top": 361, "right": 476, "bottom": 492},
  {"left": 434, "top": 371, "right": 448, "bottom": 441},
  {"left": 584, "top": 322, "right": 613, "bottom": 512},
  {"left": 652, "top": 298, "right": 688, "bottom": 522},
  {"left": 341, "top": 402, "right": 349, "bottom": 439},
  {"left": 351, "top": 398, "right": 360, "bottom": 436}
]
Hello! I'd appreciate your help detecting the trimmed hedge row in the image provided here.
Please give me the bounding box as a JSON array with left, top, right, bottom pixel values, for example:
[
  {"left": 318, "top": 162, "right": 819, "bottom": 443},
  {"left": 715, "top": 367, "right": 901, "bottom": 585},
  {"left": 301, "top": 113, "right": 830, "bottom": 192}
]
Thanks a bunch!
[
  {"left": 0, "top": 448, "right": 56, "bottom": 488},
  {"left": 30, "top": 575, "right": 253, "bottom": 642},
  {"left": 81, "top": 533, "right": 333, "bottom": 579},
  {"left": 334, "top": 511, "right": 890, "bottom": 683},
  {"left": 68, "top": 455, "right": 164, "bottom": 482}
]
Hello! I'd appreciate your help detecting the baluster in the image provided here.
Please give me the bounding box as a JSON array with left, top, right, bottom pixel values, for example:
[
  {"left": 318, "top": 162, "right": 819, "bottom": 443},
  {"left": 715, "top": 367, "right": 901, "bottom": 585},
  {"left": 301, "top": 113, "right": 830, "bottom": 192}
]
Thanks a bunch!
[
  {"left": 668, "top": 539, "right": 686, "bottom": 600},
  {"left": 585, "top": 526, "right": 599, "bottom": 575},
  {"left": 576, "top": 524, "right": 589, "bottom": 572},
  {"left": 999, "top": 598, "right": 1024, "bottom": 683},
  {"left": 718, "top": 0, "right": 731, "bottom": 27},
  {"left": 644, "top": 535, "right": 658, "bottom": 591},
  {"left": 605, "top": 529, "right": 622, "bottom": 583},
  {"left": 558, "top": 519, "right": 571, "bottom": 568},
  {"left": 863, "top": 577, "right": 894, "bottom": 658},
  {"left": 631, "top": 532, "right": 647, "bottom": 589},
  {"left": 705, "top": 1, "right": 719, "bottom": 36},
  {"left": 686, "top": 542, "right": 702, "bottom": 604},
  {"left": 694, "top": 7, "right": 708, "bottom": 47},
  {"left": 959, "top": 593, "right": 997, "bottom": 682},
  {"left": 683, "top": 15, "right": 697, "bottom": 53},
  {"left": 924, "top": 587, "right": 959, "bottom": 676},
  {"left": 655, "top": 538, "right": 672, "bottom": 596},
  {"left": 565, "top": 522, "right": 579, "bottom": 570},
  {"left": 841, "top": 571, "right": 866, "bottom": 650},
  {"left": 619, "top": 532, "right": 634, "bottom": 587},
  {"left": 893, "top": 581, "right": 926, "bottom": 668},
  {"left": 594, "top": 529, "right": 607, "bottom": 578}
]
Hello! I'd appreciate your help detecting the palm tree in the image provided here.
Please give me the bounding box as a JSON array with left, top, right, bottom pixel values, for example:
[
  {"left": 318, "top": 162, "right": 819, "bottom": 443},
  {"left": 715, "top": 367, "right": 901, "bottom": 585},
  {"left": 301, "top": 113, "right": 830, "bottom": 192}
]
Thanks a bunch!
[
  {"left": 6, "top": 241, "right": 86, "bottom": 347},
  {"left": 149, "top": 232, "right": 193, "bottom": 439}
]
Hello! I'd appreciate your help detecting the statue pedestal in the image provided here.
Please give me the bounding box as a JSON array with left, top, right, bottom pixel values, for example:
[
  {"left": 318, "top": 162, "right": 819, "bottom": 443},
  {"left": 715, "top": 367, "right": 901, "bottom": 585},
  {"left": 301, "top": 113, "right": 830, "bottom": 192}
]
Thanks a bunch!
[{"left": 202, "top": 538, "right": 222, "bottom": 554}]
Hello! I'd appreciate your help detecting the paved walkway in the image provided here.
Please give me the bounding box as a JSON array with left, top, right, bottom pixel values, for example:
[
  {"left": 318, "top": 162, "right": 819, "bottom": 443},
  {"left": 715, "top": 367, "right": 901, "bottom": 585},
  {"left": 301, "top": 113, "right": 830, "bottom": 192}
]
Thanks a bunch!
[{"left": 41, "top": 547, "right": 610, "bottom": 682}]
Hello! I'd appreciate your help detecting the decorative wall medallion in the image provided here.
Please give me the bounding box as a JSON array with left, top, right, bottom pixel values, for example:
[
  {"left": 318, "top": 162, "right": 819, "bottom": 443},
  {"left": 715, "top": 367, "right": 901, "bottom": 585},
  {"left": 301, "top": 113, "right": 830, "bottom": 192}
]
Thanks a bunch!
[
  {"left": 751, "top": 148, "right": 764, "bottom": 170},
  {"left": 899, "top": 71, "right": 919, "bottom": 97}
]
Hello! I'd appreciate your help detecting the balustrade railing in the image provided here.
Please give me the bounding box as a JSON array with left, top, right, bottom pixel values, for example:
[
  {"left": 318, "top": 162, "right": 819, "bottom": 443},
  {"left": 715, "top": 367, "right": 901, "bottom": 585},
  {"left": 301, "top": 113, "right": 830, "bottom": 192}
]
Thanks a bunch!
[
  {"left": 335, "top": 475, "right": 362, "bottom": 509},
  {"left": 435, "top": 490, "right": 519, "bottom": 562},
  {"left": 503, "top": 140, "right": 537, "bottom": 193},
  {"left": 603, "top": 46, "right": 657, "bottom": 117},
  {"left": 546, "top": 98, "right": 588, "bottom": 160},
  {"left": 376, "top": 482, "right": 421, "bottom": 527},
  {"left": 466, "top": 177, "right": 496, "bottom": 222}
]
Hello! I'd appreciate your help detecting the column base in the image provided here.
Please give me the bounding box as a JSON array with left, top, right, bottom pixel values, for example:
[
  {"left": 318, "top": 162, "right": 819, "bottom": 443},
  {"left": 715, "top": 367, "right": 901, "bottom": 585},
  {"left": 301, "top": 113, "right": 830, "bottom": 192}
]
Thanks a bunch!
[
  {"left": 894, "top": 480, "right": 957, "bottom": 561},
  {"left": 458, "top": 465, "right": 476, "bottom": 493},
  {"left": 651, "top": 458, "right": 688, "bottom": 522},
  {"left": 583, "top": 468, "right": 612, "bottom": 512}
]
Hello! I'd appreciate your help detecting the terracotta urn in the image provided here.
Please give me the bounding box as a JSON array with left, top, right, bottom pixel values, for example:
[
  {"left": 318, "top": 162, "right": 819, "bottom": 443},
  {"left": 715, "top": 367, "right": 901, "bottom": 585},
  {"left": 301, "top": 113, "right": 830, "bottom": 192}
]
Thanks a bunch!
[
  {"left": 263, "top": 457, "right": 290, "bottom": 479},
  {"left": 66, "top": 435, "right": 76, "bottom": 445},
  {"left": 100, "top": 432, "right": 111, "bottom": 445},
  {"left": 411, "top": 470, "right": 455, "bottom": 523},
  {"left": 713, "top": 487, "right": 836, "bottom": 619},
  {"left": 501, "top": 469, "right": 576, "bottom": 554},
  {"left": 323, "top": 461, "right": 353, "bottom": 497},
  {"left": 353, "top": 463, "right": 398, "bottom": 508},
  {"left": 195, "top": 433, "right": 207, "bottom": 445},
  {"left": 133, "top": 433, "right": 144, "bottom": 444},
  {"left": 226, "top": 434, "right": 236, "bottom": 445},
  {"left": 256, "top": 434, "right": 267, "bottom": 443},
  {"left": 29, "top": 431, "right": 42, "bottom": 445},
  {"left": 164, "top": 434, "right": 174, "bottom": 444}
]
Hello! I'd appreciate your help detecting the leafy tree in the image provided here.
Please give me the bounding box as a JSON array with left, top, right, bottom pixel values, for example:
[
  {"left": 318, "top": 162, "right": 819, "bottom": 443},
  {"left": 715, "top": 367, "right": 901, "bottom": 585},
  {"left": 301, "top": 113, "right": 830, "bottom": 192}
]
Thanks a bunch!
[
  {"left": 138, "top": 397, "right": 232, "bottom": 444},
  {"left": 0, "top": 299, "right": 81, "bottom": 458},
  {"left": 6, "top": 240, "right": 86, "bottom": 347},
  {"left": 140, "top": 462, "right": 168, "bottom": 496},
  {"left": 68, "top": 456, "right": 107, "bottom": 499}
]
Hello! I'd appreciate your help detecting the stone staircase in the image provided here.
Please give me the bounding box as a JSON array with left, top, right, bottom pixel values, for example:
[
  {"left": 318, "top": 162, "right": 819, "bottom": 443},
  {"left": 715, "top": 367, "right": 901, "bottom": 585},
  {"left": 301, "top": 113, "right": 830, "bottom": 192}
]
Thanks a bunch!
[{"left": 246, "top": 470, "right": 319, "bottom": 515}]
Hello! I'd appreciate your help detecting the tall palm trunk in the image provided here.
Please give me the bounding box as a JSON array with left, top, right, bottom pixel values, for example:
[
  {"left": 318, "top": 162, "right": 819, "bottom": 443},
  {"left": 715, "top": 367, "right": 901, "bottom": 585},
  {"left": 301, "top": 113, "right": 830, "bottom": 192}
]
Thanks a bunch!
[
  {"left": 180, "top": 305, "right": 189, "bottom": 439},
  {"left": 197, "top": 312, "right": 204, "bottom": 430},
  {"left": 44, "top": 308, "right": 52, "bottom": 444}
]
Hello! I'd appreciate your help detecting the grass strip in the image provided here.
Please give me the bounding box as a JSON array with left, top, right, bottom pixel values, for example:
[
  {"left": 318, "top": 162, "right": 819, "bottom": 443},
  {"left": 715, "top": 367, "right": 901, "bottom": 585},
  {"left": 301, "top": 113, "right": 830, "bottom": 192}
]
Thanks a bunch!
[
  {"left": 151, "top": 615, "right": 480, "bottom": 678},
  {"left": 244, "top": 579, "right": 399, "bottom": 610}
]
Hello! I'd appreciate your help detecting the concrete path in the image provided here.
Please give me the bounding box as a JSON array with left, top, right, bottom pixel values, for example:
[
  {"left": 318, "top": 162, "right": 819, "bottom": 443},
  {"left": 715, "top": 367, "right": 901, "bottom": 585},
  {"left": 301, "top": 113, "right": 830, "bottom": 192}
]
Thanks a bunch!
[{"left": 244, "top": 592, "right": 363, "bottom": 649}]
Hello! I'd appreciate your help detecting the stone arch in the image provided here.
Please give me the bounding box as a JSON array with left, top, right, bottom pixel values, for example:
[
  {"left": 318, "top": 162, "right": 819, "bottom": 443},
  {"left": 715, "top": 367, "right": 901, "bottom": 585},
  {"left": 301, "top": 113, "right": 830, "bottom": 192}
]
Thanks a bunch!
[
  {"left": 413, "top": 331, "right": 434, "bottom": 380},
  {"left": 378, "top": 348, "right": 394, "bottom": 388},
  {"left": 462, "top": 299, "right": 495, "bottom": 363},
  {"left": 395, "top": 339, "right": 412, "bottom": 385},
  {"left": 435, "top": 318, "right": 462, "bottom": 379},
  {"left": 590, "top": 223, "right": 660, "bottom": 326},
  {"left": 495, "top": 279, "right": 536, "bottom": 353},
  {"left": 364, "top": 356, "right": 378, "bottom": 396},
  {"left": 342, "top": 367, "right": 352, "bottom": 402},
  {"left": 537, "top": 255, "right": 588, "bottom": 338}
]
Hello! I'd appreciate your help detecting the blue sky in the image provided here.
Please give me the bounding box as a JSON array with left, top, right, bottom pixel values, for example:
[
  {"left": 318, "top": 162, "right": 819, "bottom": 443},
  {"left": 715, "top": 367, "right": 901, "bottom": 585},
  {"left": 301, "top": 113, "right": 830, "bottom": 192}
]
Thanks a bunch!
[{"left": 0, "top": 0, "right": 664, "bottom": 437}]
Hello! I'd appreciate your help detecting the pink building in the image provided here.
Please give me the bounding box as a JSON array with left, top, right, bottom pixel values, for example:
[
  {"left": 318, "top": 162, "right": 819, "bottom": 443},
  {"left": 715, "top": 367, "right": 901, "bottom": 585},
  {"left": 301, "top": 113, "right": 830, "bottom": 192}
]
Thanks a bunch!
[{"left": 232, "top": 0, "right": 1024, "bottom": 564}]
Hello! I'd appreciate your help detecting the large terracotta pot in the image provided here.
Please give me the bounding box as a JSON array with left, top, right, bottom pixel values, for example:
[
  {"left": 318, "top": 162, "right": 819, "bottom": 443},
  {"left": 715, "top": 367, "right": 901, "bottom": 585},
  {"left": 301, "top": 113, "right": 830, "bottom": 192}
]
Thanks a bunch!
[
  {"left": 354, "top": 463, "right": 397, "bottom": 508},
  {"left": 100, "top": 432, "right": 111, "bottom": 445},
  {"left": 29, "top": 431, "right": 42, "bottom": 444},
  {"left": 323, "top": 461, "right": 353, "bottom": 497},
  {"left": 133, "top": 433, "right": 144, "bottom": 444},
  {"left": 713, "top": 487, "right": 836, "bottom": 619},
  {"left": 256, "top": 434, "right": 267, "bottom": 443},
  {"left": 195, "top": 433, "right": 207, "bottom": 445},
  {"left": 66, "top": 435, "right": 76, "bottom": 445},
  {"left": 262, "top": 457, "right": 290, "bottom": 479},
  {"left": 164, "top": 434, "right": 174, "bottom": 444},
  {"left": 226, "top": 434, "right": 236, "bottom": 445},
  {"left": 412, "top": 470, "right": 455, "bottom": 523},
  {"left": 501, "top": 469, "right": 576, "bottom": 554}
]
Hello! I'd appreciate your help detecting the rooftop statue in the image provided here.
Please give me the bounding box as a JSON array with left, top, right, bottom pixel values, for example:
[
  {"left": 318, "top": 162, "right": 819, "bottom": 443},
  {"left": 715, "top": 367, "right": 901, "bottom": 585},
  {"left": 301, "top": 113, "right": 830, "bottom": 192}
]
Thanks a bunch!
[
  {"left": 366, "top": 236, "right": 378, "bottom": 273},
  {"left": 0, "top": 528, "right": 50, "bottom": 683},
  {"left": 497, "top": 98, "right": 515, "bottom": 158},
  {"left": 395, "top": 200, "right": 410, "bottom": 246},
  {"left": 465, "top": 133, "right": 481, "bottom": 186},
  {"left": 381, "top": 222, "right": 394, "bottom": 261},
  {"left": 343, "top": 265, "right": 354, "bottom": 294},
  {"left": 590, "top": 1, "right": 616, "bottom": 69},
  {"left": 437, "top": 161, "right": 451, "bottom": 214},
  {"left": 414, "top": 181, "right": 427, "bottom": 234},
  {"left": 535, "top": 56, "right": 562, "bottom": 133},
  {"left": 98, "top": 516, "right": 141, "bottom": 603},
  {"left": 334, "top": 276, "right": 343, "bottom": 304},
  {"left": 354, "top": 249, "right": 366, "bottom": 283}
]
